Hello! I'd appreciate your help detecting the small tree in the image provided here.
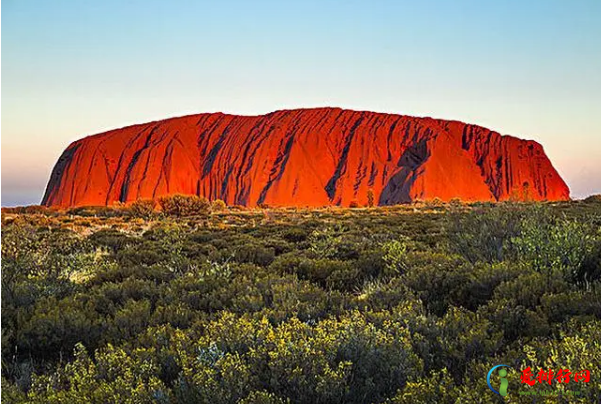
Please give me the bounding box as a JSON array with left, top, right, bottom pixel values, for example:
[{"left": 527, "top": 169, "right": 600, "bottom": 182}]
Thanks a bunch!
[{"left": 367, "top": 189, "right": 375, "bottom": 208}]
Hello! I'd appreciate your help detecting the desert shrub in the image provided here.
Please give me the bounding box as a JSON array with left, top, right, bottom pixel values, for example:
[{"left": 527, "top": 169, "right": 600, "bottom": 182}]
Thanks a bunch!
[
  {"left": 128, "top": 199, "right": 157, "bottom": 218},
  {"left": 233, "top": 244, "right": 276, "bottom": 266},
  {"left": 355, "top": 279, "right": 418, "bottom": 311},
  {"left": 480, "top": 297, "right": 550, "bottom": 342},
  {"left": 578, "top": 240, "right": 601, "bottom": 286},
  {"left": 17, "top": 296, "right": 102, "bottom": 359},
  {"left": 308, "top": 225, "right": 344, "bottom": 259},
  {"left": 106, "top": 299, "right": 152, "bottom": 341},
  {"left": 387, "top": 369, "right": 457, "bottom": 404},
  {"left": 434, "top": 307, "right": 501, "bottom": 379},
  {"left": 158, "top": 194, "right": 211, "bottom": 216},
  {"left": 2, "top": 222, "right": 47, "bottom": 301},
  {"left": 583, "top": 194, "right": 601, "bottom": 203},
  {"left": 491, "top": 270, "right": 568, "bottom": 310},
  {"left": 519, "top": 320, "right": 601, "bottom": 401},
  {"left": 355, "top": 249, "right": 386, "bottom": 279},
  {"left": 26, "top": 343, "right": 169, "bottom": 404},
  {"left": 349, "top": 199, "right": 360, "bottom": 208},
  {"left": 399, "top": 252, "right": 465, "bottom": 316},
  {"left": 449, "top": 203, "right": 600, "bottom": 285},
  {"left": 282, "top": 228, "right": 309, "bottom": 243},
  {"left": 211, "top": 199, "right": 227, "bottom": 212},
  {"left": 402, "top": 255, "right": 521, "bottom": 316},
  {"left": 268, "top": 253, "right": 308, "bottom": 275},
  {"left": 425, "top": 197, "right": 444, "bottom": 208},
  {"left": 87, "top": 229, "right": 134, "bottom": 253},
  {"left": 66, "top": 205, "right": 126, "bottom": 217},
  {"left": 297, "top": 259, "right": 356, "bottom": 289},
  {"left": 2, "top": 205, "right": 59, "bottom": 216},
  {"left": 539, "top": 289, "right": 601, "bottom": 323},
  {"left": 171, "top": 311, "right": 421, "bottom": 404},
  {"left": 265, "top": 276, "right": 331, "bottom": 322},
  {"left": 449, "top": 262, "right": 521, "bottom": 311},
  {"left": 1, "top": 379, "right": 28, "bottom": 402},
  {"left": 2, "top": 224, "right": 97, "bottom": 310},
  {"left": 446, "top": 203, "right": 539, "bottom": 263},
  {"left": 511, "top": 214, "right": 598, "bottom": 285},
  {"left": 22, "top": 205, "right": 54, "bottom": 215},
  {"left": 262, "top": 238, "right": 293, "bottom": 255},
  {"left": 325, "top": 261, "right": 361, "bottom": 291},
  {"left": 239, "top": 391, "right": 290, "bottom": 404},
  {"left": 381, "top": 237, "right": 410, "bottom": 276},
  {"left": 334, "top": 313, "right": 422, "bottom": 403},
  {"left": 448, "top": 198, "right": 463, "bottom": 208}
]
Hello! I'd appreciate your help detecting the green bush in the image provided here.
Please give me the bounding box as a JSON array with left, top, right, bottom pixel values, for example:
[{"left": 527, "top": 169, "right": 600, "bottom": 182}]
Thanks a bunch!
[
  {"left": 158, "top": 194, "right": 211, "bottom": 216},
  {"left": 381, "top": 238, "right": 410, "bottom": 276},
  {"left": 520, "top": 320, "right": 601, "bottom": 401},
  {"left": 446, "top": 203, "right": 528, "bottom": 263},
  {"left": 26, "top": 343, "right": 169, "bottom": 404},
  {"left": 128, "top": 198, "right": 157, "bottom": 218},
  {"left": 511, "top": 214, "right": 598, "bottom": 284},
  {"left": 308, "top": 225, "right": 345, "bottom": 259},
  {"left": 66, "top": 205, "right": 126, "bottom": 217}
]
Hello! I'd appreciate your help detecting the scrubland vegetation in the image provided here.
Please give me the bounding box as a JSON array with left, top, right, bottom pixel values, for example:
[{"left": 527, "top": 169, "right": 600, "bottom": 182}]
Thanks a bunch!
[{"left": 2, "top": 196, "right": 601, "bottom": 403}]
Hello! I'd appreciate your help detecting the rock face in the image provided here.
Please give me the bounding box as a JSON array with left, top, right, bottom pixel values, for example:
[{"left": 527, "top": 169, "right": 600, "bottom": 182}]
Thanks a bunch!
[{"left": 42, "top": 108, "right": 570, "bottom": 207}]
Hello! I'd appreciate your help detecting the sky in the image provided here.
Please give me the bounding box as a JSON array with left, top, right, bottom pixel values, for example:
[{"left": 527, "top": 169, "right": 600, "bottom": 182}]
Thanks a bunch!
[{"left": 2, "top": 0, "right": 601, "bottom": 206}]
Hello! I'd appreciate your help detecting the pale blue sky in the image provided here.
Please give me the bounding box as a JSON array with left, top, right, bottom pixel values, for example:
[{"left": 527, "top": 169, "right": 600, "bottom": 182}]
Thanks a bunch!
[{"left": 2, "top": 0, "right": 601, "bottom": 205}]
